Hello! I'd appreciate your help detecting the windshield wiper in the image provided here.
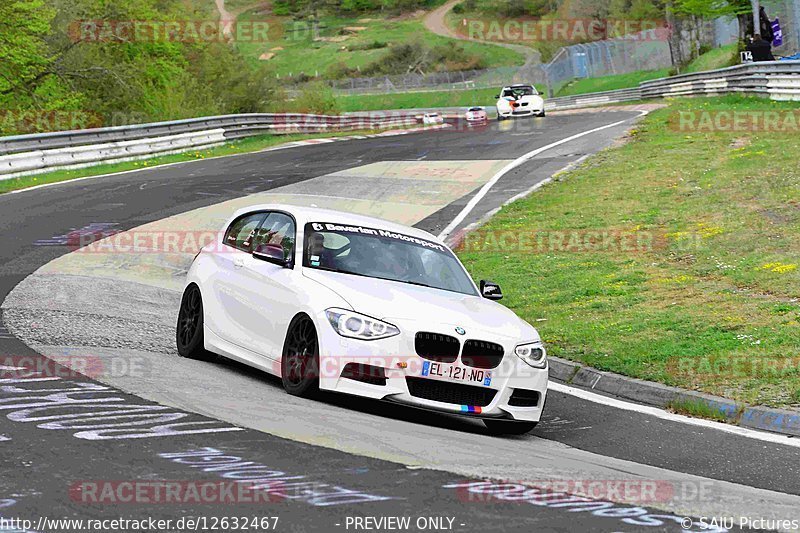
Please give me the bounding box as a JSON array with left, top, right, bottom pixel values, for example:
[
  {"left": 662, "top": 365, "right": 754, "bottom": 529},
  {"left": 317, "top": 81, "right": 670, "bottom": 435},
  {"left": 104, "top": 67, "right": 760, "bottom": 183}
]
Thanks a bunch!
[
  {"left": 401, "top": 280, "right": 436, "bottom": 289},
  {"left": 310, "top": 265, "right": 368, "bottom": 278}
]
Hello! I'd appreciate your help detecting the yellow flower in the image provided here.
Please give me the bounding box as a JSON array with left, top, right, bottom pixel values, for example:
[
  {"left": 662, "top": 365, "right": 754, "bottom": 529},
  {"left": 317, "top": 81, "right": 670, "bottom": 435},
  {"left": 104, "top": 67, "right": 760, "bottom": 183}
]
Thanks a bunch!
[{"left": 758, "top": 262, "right": 797, "bottom": 274}]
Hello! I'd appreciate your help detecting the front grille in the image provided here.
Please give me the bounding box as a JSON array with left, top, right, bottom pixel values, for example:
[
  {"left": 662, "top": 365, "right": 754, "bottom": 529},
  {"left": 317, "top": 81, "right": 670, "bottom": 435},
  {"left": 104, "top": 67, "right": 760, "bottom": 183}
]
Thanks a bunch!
[
  {"left": 508, "top": 389, "right": 540, "bottom": 407},
  {"left": 415, "top": 332, "right": 459, "bottom": 363},
  {"left": 406, "top": 377, "right": 496, "bottom": 407},
  {"left": 341, "top": 363, "right": 387, "bottom": 386},
  {"left": 461, "top": 340, "right": 505, "bottom": 369}
]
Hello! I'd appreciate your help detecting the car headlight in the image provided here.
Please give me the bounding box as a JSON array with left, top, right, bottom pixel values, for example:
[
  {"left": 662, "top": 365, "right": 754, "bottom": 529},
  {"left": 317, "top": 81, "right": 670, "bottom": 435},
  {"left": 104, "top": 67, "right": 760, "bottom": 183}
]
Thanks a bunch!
[
  {"left": 514, "top": 342, "right": 546, "bottom": 368},
  {"left": 325, "top": 308, "right": 400, "bottom": 340}
]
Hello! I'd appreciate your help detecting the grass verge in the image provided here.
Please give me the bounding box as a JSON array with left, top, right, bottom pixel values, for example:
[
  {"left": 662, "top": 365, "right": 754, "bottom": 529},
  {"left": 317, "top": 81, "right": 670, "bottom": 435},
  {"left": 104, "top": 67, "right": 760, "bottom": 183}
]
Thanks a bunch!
[
  {"left": 336, "top": 87, "right": 504, "bottom": 112},
  {"left": 457, "top": 95, "right": 800, "bottom": 409},
  {"left": 685, "top": 44, "right": 739, "bottom": 73},
  {"left": 556, "top": 69, "right": 671, "bottom": 97},
  {"left": 0, "top": 128, "right": 389, "bottom": 194},
  {"left": 667, "top": 399, "right": 731, "bottom": 422}
]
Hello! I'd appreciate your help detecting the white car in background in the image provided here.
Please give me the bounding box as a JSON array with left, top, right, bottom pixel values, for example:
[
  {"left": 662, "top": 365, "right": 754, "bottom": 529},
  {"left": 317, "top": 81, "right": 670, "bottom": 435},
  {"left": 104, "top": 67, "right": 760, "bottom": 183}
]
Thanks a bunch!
[
  {"left": 422, "top": 112, "right": 444, "bottom": 125},
  {"left": 465, "top": 106, "right": 488, "bottom": 126},
  {"left": 496, "top": 84, "right": 545, "bottom": 119},
  {"left": 177, "top": 205, "right": 548, "bottom": 434}
]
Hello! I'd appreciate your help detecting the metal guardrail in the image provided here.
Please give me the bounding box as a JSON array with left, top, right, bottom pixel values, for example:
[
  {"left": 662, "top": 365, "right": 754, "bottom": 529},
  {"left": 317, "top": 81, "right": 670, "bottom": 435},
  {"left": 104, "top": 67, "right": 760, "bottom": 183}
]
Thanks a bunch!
[
  {"left": 2, "top": 61, "right": 799, "bottom": 180},
  {"left": 0, "top": 112, "right": 419, "bottom": 179},
  {"left": 639, "top": 60, "right": 800, "bottom": 100},
  {"left": 545, "top": 60, "right": 800, "bottom": 110},
  {"left": 0, "top": 113, "right": 417, "bottom": 156}
]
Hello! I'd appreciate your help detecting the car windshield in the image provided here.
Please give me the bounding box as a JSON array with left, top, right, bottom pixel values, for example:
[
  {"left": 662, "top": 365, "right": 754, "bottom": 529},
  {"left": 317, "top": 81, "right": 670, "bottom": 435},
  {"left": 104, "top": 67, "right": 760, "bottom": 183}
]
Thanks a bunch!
[
  {"left": 502, "top": 86, "right": 537, "bottom": 98},
  {"left": 303, "top": 222, "right": 477, "bottom": 296},
  {"left": 468, "top": 107, "right": 483, "bottom": 112}
]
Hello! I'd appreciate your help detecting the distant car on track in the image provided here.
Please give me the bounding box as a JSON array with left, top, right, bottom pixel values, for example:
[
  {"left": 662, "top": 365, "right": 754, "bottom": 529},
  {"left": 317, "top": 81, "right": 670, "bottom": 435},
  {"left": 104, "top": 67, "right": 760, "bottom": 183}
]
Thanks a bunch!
[
  {"left": 496, "top": 84, "right": 545, "bottom": 119},
  {"left": 177, "top": 205, "right": 548, "bottom": 434},
  {"left": 465, "top": 106, "right": 488, "bottom": 126},
  {"left": 422, "top": 112, "right": 444, "bottom": 126}
]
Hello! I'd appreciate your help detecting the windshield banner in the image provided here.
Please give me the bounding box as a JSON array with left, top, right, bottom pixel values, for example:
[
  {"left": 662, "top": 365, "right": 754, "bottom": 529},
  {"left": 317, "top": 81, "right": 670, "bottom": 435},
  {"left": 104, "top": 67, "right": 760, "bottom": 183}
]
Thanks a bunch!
[{"left": 308, "top": 222, "right": 446, "bottom": 252}]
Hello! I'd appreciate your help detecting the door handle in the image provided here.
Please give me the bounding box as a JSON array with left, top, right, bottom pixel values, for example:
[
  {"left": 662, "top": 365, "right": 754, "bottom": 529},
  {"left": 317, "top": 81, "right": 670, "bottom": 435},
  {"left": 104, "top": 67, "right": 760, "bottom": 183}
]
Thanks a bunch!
[{"left": 233, "top": 257, "right": 245, "bottom": 268}]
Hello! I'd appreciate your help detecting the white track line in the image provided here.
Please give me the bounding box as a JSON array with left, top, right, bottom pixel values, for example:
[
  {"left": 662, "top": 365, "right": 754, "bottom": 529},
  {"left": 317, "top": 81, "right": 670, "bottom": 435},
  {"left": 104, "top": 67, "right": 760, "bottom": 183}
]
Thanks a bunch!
[
  {"left": 437, "top": 111, "right": 647, "bottom": 241},
  {"left": 550, "top": 382, "right": 800, "bottom": 448}
]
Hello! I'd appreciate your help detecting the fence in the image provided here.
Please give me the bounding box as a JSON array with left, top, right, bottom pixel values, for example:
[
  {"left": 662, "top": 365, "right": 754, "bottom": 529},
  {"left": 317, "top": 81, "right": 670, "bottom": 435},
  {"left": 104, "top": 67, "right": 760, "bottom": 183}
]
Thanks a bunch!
[
  {"left": 326, "top": 37, "right": 670, "bottom": 98},
  {"left": 542, "top": 35, "right": 673, "bottom": 94},
  {"left": 327, "top": 66, "right": 546, "bottom": 96}
]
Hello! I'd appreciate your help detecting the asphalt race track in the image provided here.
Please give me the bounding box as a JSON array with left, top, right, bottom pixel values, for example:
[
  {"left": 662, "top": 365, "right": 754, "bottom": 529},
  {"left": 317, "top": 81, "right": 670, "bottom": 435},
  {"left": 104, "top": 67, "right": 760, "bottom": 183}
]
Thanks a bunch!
[{"left": 2, "top": 110, "right": 799, "bottom": 532}]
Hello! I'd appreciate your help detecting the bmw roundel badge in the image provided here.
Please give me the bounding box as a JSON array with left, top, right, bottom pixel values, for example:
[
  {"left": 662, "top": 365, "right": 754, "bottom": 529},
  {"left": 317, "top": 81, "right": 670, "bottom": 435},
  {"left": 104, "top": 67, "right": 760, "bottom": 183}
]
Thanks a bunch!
[{"left": 455, "top": 327, "right": 466, "bottom": 335}]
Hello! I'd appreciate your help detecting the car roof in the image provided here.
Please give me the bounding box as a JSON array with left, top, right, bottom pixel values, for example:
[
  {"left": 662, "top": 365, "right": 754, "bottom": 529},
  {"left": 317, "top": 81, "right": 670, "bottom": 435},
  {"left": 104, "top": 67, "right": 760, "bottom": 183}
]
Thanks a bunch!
[{"left": 229, "top": 203, "right": 442, "bottom": 242}]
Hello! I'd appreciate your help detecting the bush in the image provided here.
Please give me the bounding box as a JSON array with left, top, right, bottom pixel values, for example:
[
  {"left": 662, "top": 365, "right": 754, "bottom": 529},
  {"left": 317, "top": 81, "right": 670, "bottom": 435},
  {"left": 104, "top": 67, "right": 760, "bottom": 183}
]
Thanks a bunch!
[
  {"left": 286, "top": 82, "right": 341, "bottom": 115},
  {"left": 326, "top": 61, "right": 357, "bottom": 79},
  {"left": 361, "top": 39, "right": 485, "bottom": 76},
  {"left": 347, "top": 40, "right": 388, "bottom": 51}
]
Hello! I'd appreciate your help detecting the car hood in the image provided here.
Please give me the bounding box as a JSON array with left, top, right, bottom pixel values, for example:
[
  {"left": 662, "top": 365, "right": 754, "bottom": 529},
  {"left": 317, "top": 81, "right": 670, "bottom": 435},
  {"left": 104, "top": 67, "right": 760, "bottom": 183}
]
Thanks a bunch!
[{"left": 303, "top": 269, "right": 537, "bottom": 341}]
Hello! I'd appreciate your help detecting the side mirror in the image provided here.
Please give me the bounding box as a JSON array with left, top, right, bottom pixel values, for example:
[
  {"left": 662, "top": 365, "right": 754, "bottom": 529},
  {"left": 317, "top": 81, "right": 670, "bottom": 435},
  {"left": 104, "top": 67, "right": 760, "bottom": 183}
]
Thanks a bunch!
[
  {"left": 494, "top": 94, "right": 500, "bottom": 99},
  {"left": 253, "top": 243, "right": 289, "bottom": 267},
  {"left": 480, "top": 280, "right": 502, "bottom": 300}
]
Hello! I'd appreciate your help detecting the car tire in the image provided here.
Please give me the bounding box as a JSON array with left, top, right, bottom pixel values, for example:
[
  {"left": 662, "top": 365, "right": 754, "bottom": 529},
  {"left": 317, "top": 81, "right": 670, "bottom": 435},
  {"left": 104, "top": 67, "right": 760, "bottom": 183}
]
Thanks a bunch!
[
  {"left": 483, "top": 419, "right": 538, "bottom": 435},
  {"left": 538, "top": 111, "right": 546, "bottom": 117},
  {"left": 281, "top": 315, "right": 320, "bottom": 398},
  {"left": 176, "top": 284, "right": 214, "bottom": 361}
]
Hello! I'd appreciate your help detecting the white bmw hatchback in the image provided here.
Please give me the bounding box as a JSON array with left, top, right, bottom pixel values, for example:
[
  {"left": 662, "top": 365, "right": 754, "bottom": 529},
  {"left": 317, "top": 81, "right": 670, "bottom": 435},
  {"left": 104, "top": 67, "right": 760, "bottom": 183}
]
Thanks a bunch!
[{"left": 177, "top": 204, "right": 548, "bottom": 434}]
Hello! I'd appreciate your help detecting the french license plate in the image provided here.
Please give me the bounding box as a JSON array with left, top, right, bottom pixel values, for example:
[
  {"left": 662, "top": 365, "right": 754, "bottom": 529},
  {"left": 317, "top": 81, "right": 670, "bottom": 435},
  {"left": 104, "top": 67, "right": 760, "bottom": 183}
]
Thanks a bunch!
[{"left": 421, "top": 361, "right": 492, "bottom": 387}]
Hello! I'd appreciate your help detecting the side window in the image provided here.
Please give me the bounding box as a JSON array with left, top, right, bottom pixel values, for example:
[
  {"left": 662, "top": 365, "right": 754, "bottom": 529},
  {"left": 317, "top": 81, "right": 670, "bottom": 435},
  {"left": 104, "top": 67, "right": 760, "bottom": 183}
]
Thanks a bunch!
[
  {"left": 252, "top": 212, "right": 296, "bottom": 263},
  {"left": 224, "top": 213, "right": 266, "bottom": 252}
]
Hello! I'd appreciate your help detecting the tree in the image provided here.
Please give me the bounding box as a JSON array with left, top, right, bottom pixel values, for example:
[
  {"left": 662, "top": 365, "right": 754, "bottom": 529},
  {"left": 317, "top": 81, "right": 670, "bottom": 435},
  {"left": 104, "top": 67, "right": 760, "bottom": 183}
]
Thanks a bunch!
[
  {"left": 673, "top": 0, "right": 753, "bottom": 40},
  {"left": 0, "top": 0, "right": 57, "bottom": 101}
]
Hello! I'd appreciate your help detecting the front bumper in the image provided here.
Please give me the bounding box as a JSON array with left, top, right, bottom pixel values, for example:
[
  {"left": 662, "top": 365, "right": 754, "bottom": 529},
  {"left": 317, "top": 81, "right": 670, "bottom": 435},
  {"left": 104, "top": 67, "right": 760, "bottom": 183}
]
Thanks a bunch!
[
  {"left": 314, "top": 313, "right": 548, "bottom": 422},
  {"left": 497, "top": 107, "right": 542, "bottom": 118}
]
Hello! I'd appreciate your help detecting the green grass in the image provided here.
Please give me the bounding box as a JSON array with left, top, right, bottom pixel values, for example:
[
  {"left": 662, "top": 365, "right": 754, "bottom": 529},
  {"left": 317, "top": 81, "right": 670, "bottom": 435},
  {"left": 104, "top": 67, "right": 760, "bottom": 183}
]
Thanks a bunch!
[
  {"left": 0, "top": 128, "right": 390, "bottom": 194},
  {"left": 336, "top": 87, "right": 503, "bottom": 111},
  {"left": 667, "top": 399, "right": 732, "bottom": 422},
  {"left": 235, "top": 11, "right": 523, "bottom": 79},
  {"left": 457, "top": 95, "right": 800, "bottom": 408},
  {"left": 685, "top": 44, "right": 739, "bottom": 73},
  {"left": 556, "top": 69, "right": 671, "bottom": 97}
]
